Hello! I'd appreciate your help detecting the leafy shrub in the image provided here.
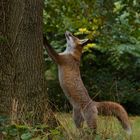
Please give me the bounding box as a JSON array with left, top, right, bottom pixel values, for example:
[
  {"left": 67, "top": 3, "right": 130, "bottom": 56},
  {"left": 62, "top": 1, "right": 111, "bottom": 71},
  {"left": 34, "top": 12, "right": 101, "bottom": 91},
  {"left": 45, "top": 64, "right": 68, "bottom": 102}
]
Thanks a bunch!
[
  {"left": 43, "top": 0, "right": 140, "bottom": 114},
  {"left": 0, "top": 116, "right": 64, "bottom": 140}
]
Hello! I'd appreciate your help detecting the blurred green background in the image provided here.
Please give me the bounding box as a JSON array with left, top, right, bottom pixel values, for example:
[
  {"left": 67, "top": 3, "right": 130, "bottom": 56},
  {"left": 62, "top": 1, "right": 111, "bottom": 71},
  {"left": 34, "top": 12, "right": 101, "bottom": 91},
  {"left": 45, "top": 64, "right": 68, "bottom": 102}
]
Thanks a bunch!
[{"left": 43, "top": 0, "right": 140, "bottom": 114}]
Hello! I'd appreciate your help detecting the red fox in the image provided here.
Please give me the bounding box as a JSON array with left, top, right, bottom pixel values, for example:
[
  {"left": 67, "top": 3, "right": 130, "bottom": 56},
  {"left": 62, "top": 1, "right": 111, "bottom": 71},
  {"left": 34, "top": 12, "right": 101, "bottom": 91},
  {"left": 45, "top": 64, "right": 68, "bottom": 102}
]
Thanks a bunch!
[{"left": 43, "top": 31, "right": 132, "bottom": 135}]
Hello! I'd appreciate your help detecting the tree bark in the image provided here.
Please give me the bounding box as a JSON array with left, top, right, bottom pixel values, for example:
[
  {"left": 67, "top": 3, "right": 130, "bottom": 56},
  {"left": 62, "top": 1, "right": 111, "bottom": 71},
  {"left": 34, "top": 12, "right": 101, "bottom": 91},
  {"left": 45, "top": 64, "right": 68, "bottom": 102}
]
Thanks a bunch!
[
  {"left": 0, "top": 0, "right": 14, "bottom": 116},
  {"left": 0, "top": 0, "right": 52, "bottom": 124}
]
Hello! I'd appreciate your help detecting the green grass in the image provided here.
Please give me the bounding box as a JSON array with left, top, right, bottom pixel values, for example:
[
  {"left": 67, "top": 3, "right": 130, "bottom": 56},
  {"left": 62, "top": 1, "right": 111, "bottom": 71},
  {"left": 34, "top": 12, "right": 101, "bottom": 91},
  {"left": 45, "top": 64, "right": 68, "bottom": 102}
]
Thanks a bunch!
[
  {"left": 1, "top": 114, "right": 140, "bottom": 140},
  {"left": 55, "top": 113, "right": 140, "bottom": 140}
]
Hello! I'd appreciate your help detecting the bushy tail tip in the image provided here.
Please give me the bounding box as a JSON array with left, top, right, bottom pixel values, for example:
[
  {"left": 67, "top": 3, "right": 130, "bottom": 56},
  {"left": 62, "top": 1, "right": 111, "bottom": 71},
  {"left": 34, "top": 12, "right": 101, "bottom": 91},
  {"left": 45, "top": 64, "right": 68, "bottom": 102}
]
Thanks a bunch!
[{"left": 125, "top": 127, "right": 132, "bottom": 135}]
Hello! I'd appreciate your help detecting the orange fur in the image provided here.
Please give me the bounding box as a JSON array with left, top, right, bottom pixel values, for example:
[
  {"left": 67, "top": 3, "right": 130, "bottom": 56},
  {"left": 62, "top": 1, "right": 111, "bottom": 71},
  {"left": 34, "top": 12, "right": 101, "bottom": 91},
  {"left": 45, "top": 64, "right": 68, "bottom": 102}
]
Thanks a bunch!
[{"left": 43, "top": 31, "right": 132, "bottom": 135}]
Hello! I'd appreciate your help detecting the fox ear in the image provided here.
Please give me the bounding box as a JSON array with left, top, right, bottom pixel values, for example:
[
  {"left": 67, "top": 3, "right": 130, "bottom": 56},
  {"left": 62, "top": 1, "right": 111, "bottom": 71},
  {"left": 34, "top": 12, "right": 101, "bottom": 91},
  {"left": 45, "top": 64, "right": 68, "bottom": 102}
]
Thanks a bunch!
[{"left": 80, "top": 39, "right": 90, "bottom": 47}]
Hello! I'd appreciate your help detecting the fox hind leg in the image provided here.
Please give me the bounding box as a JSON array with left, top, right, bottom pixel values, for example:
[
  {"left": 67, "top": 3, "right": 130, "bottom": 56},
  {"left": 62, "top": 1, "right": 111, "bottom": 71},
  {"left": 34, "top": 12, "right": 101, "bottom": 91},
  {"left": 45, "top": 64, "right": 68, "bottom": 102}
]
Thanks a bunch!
[
  {"left": 82, "top": 104, "right": 98, "bottom": 133},
  {"left": 73, "top": 107, "right": 84, "bottom": 128}
]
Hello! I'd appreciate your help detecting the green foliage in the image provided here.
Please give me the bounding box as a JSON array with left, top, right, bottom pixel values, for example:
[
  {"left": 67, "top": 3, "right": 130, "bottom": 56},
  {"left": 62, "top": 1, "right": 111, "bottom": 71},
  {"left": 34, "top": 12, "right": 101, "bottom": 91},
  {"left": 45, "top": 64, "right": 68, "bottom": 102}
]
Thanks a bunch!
[
  {"left": 0, "top": 116, "right": 64, "bottom": 140},
  {"left": 43, "top": 0, "right": 140, "bottom": 114},
  {"left": 108, "top": 43, "right": 140, "bottom": 70}
]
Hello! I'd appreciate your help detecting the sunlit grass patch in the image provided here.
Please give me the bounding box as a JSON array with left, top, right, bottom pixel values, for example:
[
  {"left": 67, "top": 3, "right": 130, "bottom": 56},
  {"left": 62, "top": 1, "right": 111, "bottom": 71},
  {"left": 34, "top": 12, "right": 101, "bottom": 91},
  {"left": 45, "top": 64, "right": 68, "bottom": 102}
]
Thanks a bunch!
[
  {"left": 131, "top": 116, "right": 140, "bottom": 140},
  {"left": 55, "top": 113, "right": 140, "bottom": 140}
]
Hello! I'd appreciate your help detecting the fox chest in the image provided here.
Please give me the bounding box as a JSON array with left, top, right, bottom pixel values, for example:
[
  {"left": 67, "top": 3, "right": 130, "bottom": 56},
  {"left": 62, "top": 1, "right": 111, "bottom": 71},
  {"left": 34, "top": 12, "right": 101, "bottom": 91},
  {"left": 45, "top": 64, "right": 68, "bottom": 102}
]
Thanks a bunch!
[
  {"left": 58, "top": 65, "right": 90, "bottom": 107},
  {"left": 58, "top": 66, "right": 81, "bottom": 94}
]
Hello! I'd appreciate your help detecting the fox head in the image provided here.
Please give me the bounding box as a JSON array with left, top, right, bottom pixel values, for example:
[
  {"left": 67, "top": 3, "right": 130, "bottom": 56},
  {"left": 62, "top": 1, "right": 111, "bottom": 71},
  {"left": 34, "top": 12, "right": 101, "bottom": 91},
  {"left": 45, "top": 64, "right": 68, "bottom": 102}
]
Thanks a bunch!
[{"left": 65, "top": 31, "right": 89, "bottom": 60}]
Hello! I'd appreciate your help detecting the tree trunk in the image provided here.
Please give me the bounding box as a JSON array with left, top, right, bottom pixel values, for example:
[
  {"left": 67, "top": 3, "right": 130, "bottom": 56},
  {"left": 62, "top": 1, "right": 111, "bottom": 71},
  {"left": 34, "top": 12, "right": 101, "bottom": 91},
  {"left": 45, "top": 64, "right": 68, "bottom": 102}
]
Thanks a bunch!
[
  {"left": 0, "top": 0, "right": 15, "bottom": 116},
  {"left": 0, "top": 0, "right": 52, "bottom": 124}
]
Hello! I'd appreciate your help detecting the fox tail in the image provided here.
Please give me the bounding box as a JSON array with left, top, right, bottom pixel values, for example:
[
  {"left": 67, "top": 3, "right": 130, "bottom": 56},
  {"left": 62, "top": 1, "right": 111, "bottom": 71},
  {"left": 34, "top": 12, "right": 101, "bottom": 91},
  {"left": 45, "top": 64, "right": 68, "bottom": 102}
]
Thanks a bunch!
[{"left": 96, "top": 101, "right": 132, "bottom": 135}]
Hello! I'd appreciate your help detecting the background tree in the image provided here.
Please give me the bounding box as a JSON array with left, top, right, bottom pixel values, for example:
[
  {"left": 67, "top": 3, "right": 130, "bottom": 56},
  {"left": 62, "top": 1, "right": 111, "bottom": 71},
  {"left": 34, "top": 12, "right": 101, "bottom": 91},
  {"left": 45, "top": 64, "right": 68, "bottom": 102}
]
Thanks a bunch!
[{"left": 0, "top": 0, "right": 51, "bottom": 124}]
